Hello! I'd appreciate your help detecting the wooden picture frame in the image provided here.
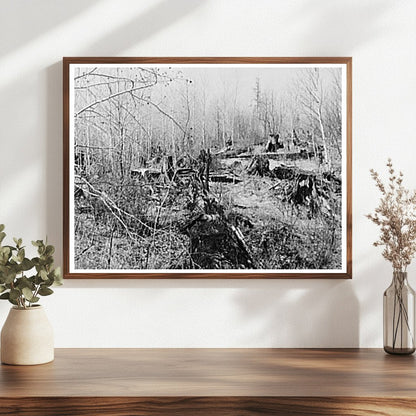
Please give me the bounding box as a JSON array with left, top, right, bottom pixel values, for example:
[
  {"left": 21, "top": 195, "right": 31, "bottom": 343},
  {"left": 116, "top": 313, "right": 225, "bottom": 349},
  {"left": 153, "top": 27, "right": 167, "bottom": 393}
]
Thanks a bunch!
[{"left": 63, "top": 57, "right": 352, "bottom": 279}]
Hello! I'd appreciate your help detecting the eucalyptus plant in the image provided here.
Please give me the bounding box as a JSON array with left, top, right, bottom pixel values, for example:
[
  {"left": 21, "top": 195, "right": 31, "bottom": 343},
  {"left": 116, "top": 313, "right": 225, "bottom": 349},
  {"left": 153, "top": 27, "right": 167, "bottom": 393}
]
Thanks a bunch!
[{"left": 0, "top": 224, "right": 62, "bottom": 309}]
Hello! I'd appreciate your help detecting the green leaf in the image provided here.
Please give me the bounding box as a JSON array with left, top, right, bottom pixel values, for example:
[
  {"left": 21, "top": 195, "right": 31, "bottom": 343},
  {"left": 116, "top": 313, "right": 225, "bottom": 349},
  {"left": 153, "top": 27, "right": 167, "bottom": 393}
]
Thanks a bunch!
[
  {"left": 0, "top": 246, "right": 10, "bottom": 255},
  {"left": 42, "top": 276, "right": 54, "bottom": 287},
  {"left": 0, "top": 224, "right": 5, "bottom": 232},
  {"left": 5, "top": 263, "right": 20, "bottom": 276},
  {"left": 2, "top": 271, "right": 17, "bottom": 284},
  {"left": 3, "top": 245, "right": 17, "bottom": 251},
  {"left": 52, "top": 267, "right": 63, "bottom": 285},
  {"left": 44, "top": 245, "right": 55, "bottom": 256},
  {"left": 0, "top": 292, "right": 16, "bottom": 305},
  {"left": 32, "top": 240, "right": 43, "bottom": 247},
  {"left": 34, "top": 274, "right": 43, "bottom": 285},
  {"left": 50, "top": 266, "right": 61, "bottom": 278},
  {"left": 13, "top": 237, "right": 22, "bottom": 248},
  {"left": 0, "top": 246, "right": 10, "bottom": 265},
  {"left": 38, "top": 287, "right": 53, "bottom": 296},
  {"left": 22, "top": 287, "right": 35, "bottom": 301},
  {"left": 39, "top": 269, "right": 48, "bottom": 281},
  {"left": 17, "top": 276, "right": 35, "bottom": 290},
  {"left": 17, "top": 248, "right": 25, "bottom": 262},
  {"left": 9, "top": 288, "right": 21, "bottom": 301},
  {"left": 0, "top": 232, "right": 5, "bottom": 244},
  {"left": 20, "top": 258, "right": 33, "bottom": 271},
  {"left": 0, "top": 286, "right": 6, "bottom": 294},
  {"left": 36, "top": 255, "right": 54, "bottom": 268}
]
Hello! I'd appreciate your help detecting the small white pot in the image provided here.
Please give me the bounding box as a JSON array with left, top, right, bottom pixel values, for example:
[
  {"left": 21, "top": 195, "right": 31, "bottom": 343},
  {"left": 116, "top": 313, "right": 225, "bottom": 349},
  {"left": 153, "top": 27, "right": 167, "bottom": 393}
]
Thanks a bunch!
[{"left": 1, "top": 305, "right": 54, "bottom": 365}]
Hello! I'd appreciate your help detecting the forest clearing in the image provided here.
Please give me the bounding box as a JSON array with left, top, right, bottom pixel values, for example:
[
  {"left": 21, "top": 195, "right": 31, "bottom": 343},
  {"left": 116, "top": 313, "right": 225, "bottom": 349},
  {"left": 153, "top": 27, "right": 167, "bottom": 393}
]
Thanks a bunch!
[{"left": 71, "top": 64, "right": 344, "bottom": 271}]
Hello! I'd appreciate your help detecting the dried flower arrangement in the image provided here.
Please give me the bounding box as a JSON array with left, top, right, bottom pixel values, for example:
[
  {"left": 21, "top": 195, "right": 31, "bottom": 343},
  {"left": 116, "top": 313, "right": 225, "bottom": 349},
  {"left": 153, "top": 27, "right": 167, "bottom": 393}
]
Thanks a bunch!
[
  {"left": 367, "top": 159, "right": 416, "bottom": 354},
  {"left": 367, "top": 159, "right": 416, "bottom": 272}
]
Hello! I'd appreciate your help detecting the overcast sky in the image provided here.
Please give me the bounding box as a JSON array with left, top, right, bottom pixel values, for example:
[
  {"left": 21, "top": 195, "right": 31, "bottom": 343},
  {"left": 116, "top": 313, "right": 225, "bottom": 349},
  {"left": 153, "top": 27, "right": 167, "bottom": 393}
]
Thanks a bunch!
[{"left": 74, "top": 64, "right": 342, "bottom": 108}]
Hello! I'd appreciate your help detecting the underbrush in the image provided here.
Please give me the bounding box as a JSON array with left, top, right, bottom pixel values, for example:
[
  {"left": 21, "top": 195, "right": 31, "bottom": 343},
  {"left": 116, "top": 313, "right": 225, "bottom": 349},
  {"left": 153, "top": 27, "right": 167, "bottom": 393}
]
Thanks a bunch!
[{"left": 74, "top": 172, "right": 342, "bottom": 270}]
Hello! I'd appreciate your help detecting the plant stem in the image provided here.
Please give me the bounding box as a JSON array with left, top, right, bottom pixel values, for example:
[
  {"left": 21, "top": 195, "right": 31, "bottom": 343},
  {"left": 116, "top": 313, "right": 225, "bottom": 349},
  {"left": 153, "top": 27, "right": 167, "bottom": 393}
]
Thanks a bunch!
[
  {"left": 391, "top": 275, "right": 415, "bottom": 350},
  {"left": 392, "top": 285, "right": 397, "bottom": 347}
]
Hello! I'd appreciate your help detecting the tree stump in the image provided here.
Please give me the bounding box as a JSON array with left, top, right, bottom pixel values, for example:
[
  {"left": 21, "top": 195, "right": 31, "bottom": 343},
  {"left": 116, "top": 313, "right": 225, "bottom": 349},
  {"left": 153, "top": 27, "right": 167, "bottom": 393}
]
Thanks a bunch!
[{"left": 247, "top": 155, "right": 270, "bottom": 176}]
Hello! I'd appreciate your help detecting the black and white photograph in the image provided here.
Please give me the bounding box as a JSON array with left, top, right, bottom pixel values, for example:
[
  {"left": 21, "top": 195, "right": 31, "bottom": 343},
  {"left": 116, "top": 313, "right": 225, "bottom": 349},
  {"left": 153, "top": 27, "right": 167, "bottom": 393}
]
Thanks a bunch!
[{"left": 64, "top": 58, "right": 351, "bottom": 278}]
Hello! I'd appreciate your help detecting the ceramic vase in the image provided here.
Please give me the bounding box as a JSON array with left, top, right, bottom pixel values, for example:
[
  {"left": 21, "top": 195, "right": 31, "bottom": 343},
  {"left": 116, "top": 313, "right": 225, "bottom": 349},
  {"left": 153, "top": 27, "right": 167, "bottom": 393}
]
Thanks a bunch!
[{"left": 1, "top": 305, "right": 54, "bottom": 365}]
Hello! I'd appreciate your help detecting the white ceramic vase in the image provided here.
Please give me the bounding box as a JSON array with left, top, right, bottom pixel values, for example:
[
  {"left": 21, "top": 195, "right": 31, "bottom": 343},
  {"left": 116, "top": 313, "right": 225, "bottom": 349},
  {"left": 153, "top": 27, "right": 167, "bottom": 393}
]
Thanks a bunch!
[{"left": 1, "top": 305, "right": 54, "bottom": 365}]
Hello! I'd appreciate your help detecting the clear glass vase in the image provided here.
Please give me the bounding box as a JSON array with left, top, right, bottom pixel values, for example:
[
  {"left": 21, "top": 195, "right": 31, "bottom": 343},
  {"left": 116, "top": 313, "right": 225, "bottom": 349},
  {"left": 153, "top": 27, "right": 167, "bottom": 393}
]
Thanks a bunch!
[{"left": 383, "top": 271, "right": 415, "bottom": 355}]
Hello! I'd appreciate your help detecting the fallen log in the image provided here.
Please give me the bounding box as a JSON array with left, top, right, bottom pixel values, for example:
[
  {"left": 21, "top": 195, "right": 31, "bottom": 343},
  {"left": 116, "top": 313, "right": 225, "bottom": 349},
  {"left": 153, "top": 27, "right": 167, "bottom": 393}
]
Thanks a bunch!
[
  {"left": 175, "top": 168, "right": 195, "bottom": 176},
  {"left": 209, "top": 174, "right": 242, "bottom": 184},
  {"left": 221, "top": 150, "right": 317, "bottom": 162},
  {"left": 215, "top": 146, "right": 250, "bottom": 158}
]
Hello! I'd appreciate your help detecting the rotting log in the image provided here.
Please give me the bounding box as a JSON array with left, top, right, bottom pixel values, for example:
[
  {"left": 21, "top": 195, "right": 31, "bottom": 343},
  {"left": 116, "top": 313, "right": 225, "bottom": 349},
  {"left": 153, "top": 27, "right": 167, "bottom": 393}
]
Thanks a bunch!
[{"left": 209, "top": 174, "right": 242, "bottom": 184}]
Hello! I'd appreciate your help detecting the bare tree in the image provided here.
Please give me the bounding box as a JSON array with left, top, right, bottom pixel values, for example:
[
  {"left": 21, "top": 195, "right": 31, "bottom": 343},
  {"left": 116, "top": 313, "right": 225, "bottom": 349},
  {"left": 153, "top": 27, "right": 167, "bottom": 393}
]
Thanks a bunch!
[{"left": 297, "top": 68, "right": 331, "bottom": 169}]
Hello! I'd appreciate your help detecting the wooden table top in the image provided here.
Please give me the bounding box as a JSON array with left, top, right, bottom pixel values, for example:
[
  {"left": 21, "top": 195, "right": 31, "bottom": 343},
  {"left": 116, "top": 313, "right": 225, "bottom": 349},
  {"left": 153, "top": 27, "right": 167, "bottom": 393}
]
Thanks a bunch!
[{"left": 0, "top": 348, "right": 415, "bottom": 398}]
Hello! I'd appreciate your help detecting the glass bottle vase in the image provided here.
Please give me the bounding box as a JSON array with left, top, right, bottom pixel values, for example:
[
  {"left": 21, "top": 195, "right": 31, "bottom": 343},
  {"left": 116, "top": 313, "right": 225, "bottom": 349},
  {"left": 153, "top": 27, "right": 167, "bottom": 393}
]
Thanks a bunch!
[{"left": 383, "top": 271, "right": 416, "bottom": 355}]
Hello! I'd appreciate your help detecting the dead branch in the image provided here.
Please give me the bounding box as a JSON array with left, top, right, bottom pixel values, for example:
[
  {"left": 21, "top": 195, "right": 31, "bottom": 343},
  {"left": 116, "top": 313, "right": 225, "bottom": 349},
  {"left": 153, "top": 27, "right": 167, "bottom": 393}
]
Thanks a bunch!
[
  {"left": 76, "top": 82, "right": 157, "bottom": 117},
  {"left": 75, "top": 175, "right": 153, "bottom": 236}
]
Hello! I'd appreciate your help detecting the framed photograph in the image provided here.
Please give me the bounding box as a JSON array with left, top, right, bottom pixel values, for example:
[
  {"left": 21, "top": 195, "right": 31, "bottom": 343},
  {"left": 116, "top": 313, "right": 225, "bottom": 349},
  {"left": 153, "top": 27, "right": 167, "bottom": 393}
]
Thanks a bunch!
[{"left": 63, "top": 57, "right": 352, "bottom": 279}]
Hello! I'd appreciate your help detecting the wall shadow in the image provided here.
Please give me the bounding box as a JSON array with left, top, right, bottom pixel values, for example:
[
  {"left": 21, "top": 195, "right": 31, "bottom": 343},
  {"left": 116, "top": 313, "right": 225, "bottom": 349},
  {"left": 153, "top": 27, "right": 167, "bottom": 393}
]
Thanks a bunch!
[
  {"left": 232, "top": 279, "right": 359, "bottom": 347},
  {"left": 85, "top": 0, "right": 206, "bottom": 55},
  {"left": 46, "top": 62, "right": 63, "bottom": 263},
  {"left": 288, "top": 0, "right": 393, "bottom": 53},
  {"left": 0, "top": 0, "right": 101, "bottom": 57}
]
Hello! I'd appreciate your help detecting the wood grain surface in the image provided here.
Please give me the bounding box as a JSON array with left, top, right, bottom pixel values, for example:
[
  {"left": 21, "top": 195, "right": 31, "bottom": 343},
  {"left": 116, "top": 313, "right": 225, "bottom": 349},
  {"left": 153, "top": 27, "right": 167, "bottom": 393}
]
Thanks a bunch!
[
  {"left": 1, "top": 348, "right": 414, "bottom": 415},
  {"left": 1, "top": 397, "right": 416, "bottom": 416}
]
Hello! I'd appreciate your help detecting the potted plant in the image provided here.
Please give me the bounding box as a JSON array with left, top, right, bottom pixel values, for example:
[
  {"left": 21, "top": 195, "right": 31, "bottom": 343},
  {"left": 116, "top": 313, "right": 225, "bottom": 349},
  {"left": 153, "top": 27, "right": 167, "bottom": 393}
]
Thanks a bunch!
[
  {"left": 0, "top": 224, "right": 62, "bottom": 365},
  {"left": 367, "top": 159, "right": 416, "bottom": 354}
]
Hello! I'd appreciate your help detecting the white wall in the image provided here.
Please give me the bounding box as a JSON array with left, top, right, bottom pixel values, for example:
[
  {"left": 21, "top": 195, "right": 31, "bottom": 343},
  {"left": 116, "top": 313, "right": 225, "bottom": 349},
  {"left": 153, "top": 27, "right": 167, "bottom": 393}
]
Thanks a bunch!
[{"left": 0, "top": 0, "right": 415, "bottom": 347}]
